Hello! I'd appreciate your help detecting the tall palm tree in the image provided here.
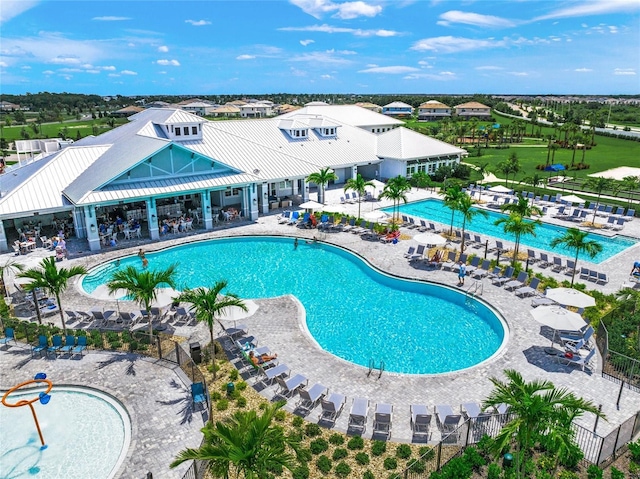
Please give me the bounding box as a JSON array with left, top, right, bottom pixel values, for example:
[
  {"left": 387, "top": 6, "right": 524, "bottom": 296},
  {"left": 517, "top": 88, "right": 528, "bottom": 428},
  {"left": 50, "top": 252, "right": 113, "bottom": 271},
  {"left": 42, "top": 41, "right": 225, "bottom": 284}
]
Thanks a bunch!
[
  {"left": 484, "top": 369, "right": 604, "bottom": 479},
  {"left": 170, "top": 402, "right": 300, "bottom": 478},
  {"left": 344, "top": 173, "right": 374, "bottom": 220},
  {"left": 442, "top": 185, "right": 464, "bottom": 235},
  {"left": 306, "top": 167, "right": 337, "bottom": 205},
  {"left": 456, "top": 194, "right": 487, "bottom": 253},
  {"left": 379, "top": 175, "right": 410, "bottom": 224},
  {"left": 550, "top": 228, "right": 602, "bottom": 286},
  {"left": 176, "top": 281, "right": 247, "bottom": 364},
  {"left": 495, "top": 213, "right": 540, "bottom": 266},
  {"left": 501, "top": 194, "right": 542, "bottom": 218},
  {"left": 522, "top": 174, "right": 545, "bottom": 200},
  {"left": 0, "top": 258, "right": 24, "bottom": 299},
  {"left": 585, "top": 177, "right": 613, "bottom": 225},
  {"left": 620, "top": 175, "right": 640, "bottom": 209},
  {"left": 18, "top": 257, "right": 87, "bottom": 335},
  {"left": 107, "top": 264, "right": 178, "bottom": 336}
]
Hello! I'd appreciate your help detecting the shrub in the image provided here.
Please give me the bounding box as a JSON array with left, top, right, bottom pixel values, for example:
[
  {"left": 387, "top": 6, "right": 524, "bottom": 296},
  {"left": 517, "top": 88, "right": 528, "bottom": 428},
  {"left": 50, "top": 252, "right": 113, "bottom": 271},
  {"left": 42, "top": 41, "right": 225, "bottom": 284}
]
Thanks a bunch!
[
  {"left": 418, "top": 446, "right": 435, "bottom": 462},
  {"left": 210, "top": 391, "right": 222, "bottom": 401},
  {"left": 298, "top": 447, "right": 312, "bottom": 462},
  {"left": 236, "top": 380, "right": 247, "bottom": 391},
  {"left": 292, "top": 416, "right": 304, "bottom": 428},
  {"left": 334, "top": 461, "right": 351, "bottom": 477},
  {"left": 487, "top": 463, "right": 501, "bottom": 479},
  {"left": 316, "top": 455, "right": 332, "bottom": 474},
  {"left": 304, "top": 423, "right": 322, "bottom": 437},
  {"left": 557, "top": 471, "right": 579, "bottom": 479},
  {"left": 629, "top": 440, "right": 640, "bottom": 462},
  {"left": 309, "top": 438, "right": 329, "bottom": 455},
  {"left": 329, "top": 433, "right": 345, "bottom": 445},
  {"left": 383, "top": 457, "right": 398, "bottom": 470},
  {"left": 463, "top": 447, "right": 486, "bottom": 471},
  {"left": 362, "top": 471, "right": 375, "bottom": 479},
  {"left": 259, "top": 402, "right": 268, "bottom": 410},
  {"left": 216, "top": 399, "right": 229, "bottom": 411},
  {"left": 408, "top": 458, "right": 426, "bottom": 473},
  {"left": 274, "top": 410, "right": 286, "bottom": 422},
  {"left": 586, "top": 465, "right": 603, "bottom": 479},
  {"left": 387, "top": 473, "right": 401, "bottom": 479},
  {"left": 267, "top": 462, "right": 283, "bottom": 475},
  {"left": 228, "top": 368, "right": 239, "bottom": 380},
  {"left": 288, "top": 430, "right": 303, "bottom": 443},
  {"left": 610, "top": 467, "right": 625, "bottom": 479},
  {"left": 396, "top": 444, "right": 412, "bottom": 459},
  {"left": 347, "top": 436, "right": 364, "bottom": 450},
  {"left": 355, "top": 452, "right": 370, "bottom": 465},
  {"left": 332, "top": 448, "right": 348, "bottom": 461},
  {"left": 235, "top": 396, "right": 247, "bottom": 408},
  {"left": 291, "top": 464, "right": 309, "bottom": 479},
  {"left": 431, "top": 455, "right": 472, "bottom": 479},
  {"left": 371, "top": 440, "right": 387, "bottom": 456},
  {"left": 535, "top": 471, "right": 552, "bottom": 479},
  {"left": 558, "top": 443, "right": 583, "bottom": 469}
]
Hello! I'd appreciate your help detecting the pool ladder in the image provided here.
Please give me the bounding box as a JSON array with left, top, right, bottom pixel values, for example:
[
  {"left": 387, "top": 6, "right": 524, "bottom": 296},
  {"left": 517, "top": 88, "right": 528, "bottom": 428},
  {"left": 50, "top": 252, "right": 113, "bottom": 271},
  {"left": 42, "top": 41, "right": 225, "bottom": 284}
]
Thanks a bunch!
[
  {"left": 367, "top": 359, "right": 385, "bottom": 379},
  {"left": 465, "top": 280, "right": 483, "bottom": 300}
]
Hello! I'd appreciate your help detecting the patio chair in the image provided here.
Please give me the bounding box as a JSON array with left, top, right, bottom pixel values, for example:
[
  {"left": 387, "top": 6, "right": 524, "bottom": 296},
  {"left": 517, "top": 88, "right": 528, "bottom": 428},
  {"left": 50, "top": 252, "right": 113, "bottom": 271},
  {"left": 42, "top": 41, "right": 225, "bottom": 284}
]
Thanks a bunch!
[
  {"left": 58, "top": 335, "right": 76, "bottom": 355},
  {"left": 515, "top": 277, "right": 540, "bottom": 298},
  {"left": 191, "top": 382, "right": 208, "bottom": 410},
  {"left": 71, "top": 336, "right": 88, "bottom": 357},
  {"left": 461, "top": 403, "right": 491, "bottom": 422},
  {"left": 276, "top": 374, "right": 308, "bottom": 398},
  {"left": 31, "top": 335, "right": 48, "bottom": 357},
  {"left": 373, "top": 403, "right": 393, "bottom": 438},
  {"left": 531, "top": 296, "right": 556, "bottom": 307},
  {"left": 410, "top": 404, "right": 432, "bottom": 438},
  {"left": 556, "top": 348, "right": 596, "bottom": 371},
  {"left": 561, "top": 326, "right": 594, "bottom": 351},
  {"left": 551, "top": 257, "right": 565, "bottom": 272},
  {"left": 0, "top": 328, "right": 16, "bottom": 347},
  {"left": 348, "top": 397, "right": 370, "bottom": 434},
  {"left": 538, "top": 253, "right": 551, "bottom": 268},
  {"left": 403, "top": 246, "right": 416, "bottom": 258},
  {"left": 277, "top": 211, "right": 291, "bottom": 224},
  {"left": 465, "top": 256, "right": 481, "bottom": 274},
  {"left": 588, "top": 270, "right": 598, "bottom": 282},
  {"left": 441, "top": 251, "right": 458, "bottom": 271},
  {"left": 612, "top": 218, "right": 625, "bottom": 231},
  {"left": 472, "top": 260, "right": 491, "bottom": 279},
  {"left": 435, "top": 405, "right": 461, "bottom": 433},
  {"left": 419, "top": 220, "right": 429, "bottom": 232},
  {"left": 261, "top": 363, "right": 290, "bottom": 385},
  {"left": 564, "top": 260, "right": 577, "bottom": 277},
  {"left": 320, "top": 393, "right": 347, "bottom": 424},
  {"left": 504, "top": 271, "right": 529, "bottom": 291},
  {"left": 492, "top": 266, "right": 514, "bottom": 286},
  {"left": 47, "top": 335, "right": 63, "bottom": 357},
  {"left": 597, "top": 272, "right": 608, "bottom": 285},
  {"left": 527, "top": 249, "right": 538, "bottom": 263},
  {"left": 296, "top": 383, "right": 328, "bottom": 414},
  {"left": 287, "top": 211, "right": 300, "bottom": 225},
  {"left": 579, "top": 267, "right": 590, "bottom": 280},
  {"left": 410, "top": 244, "right": 426, "bottom": 261}
]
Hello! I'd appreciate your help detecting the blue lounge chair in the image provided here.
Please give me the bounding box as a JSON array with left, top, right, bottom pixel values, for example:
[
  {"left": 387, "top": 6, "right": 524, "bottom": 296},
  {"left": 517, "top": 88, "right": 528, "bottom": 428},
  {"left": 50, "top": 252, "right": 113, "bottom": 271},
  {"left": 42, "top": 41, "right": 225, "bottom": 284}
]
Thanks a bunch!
[
  {"left": 72, "top": 336, "right": 88, "bottom": 357},
  {"left": 32, "top": 335, "right": 48, "bottom": 357},
  {"left": 287, "top": 211, "right": 300, "bottom": 225},
  {"left": 59, "top": 335, "right": 76, "bottom": 355},
  {"left": 191, "top": 382, "right": 208, "bottom": 410},
  {"left": 47, "top": 335, "right": 63, "bottom": 357},
  {"left": 0, "top": 327, "right": 16, "bottom": 347}
]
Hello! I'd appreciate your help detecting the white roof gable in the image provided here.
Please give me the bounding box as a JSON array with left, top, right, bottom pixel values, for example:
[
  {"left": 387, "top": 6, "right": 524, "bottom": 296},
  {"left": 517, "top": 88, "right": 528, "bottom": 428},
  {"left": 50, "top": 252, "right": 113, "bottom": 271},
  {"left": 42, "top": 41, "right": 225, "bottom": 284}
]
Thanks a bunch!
[
  {"left": 278, "top": 105, "right": 403, "bottom": 128},
  {"left": 377, "top": 127, "right": 466, "bottom": 160}
]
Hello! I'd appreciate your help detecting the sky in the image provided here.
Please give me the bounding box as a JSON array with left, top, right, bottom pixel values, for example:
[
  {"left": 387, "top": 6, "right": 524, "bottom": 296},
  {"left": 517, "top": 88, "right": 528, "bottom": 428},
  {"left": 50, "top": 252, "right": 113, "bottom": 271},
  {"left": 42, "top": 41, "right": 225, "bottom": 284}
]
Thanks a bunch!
[{"left": 1, "top": 0, "right": 639, "bottom": 96}]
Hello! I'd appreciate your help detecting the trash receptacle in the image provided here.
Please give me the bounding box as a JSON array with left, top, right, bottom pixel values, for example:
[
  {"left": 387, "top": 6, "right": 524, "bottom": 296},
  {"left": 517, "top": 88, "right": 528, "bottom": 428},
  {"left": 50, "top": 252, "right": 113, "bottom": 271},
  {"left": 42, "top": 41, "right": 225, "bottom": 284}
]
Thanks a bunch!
[
  {"left": 226, "top": 382, "right": 235, "bottom": 395},
  {"left": 503, "top": 453, "right": 513, "bottom": 468},
  {"left": 190, "top": 342, "right": 201, "bottom": 364}
]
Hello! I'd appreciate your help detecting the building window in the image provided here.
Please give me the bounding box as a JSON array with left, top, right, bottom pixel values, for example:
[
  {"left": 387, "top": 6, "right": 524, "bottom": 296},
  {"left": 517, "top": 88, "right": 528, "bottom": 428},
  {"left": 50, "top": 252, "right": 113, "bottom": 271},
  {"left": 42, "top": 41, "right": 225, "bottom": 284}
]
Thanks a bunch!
[
  {"left": 183, "top": 127, "right": 189, "bottom": 135},
  {"left": 171, "top": 125, "right": 174, "bottom": 133},
  {"left": 192, "top": 126, "right": 197, "bottom": 135},
  {"left": 175, "top": 128, "right": 181, "bottom": 136},
  {"left": 295, "top": 130, "right": 300, "bottom": 137}
]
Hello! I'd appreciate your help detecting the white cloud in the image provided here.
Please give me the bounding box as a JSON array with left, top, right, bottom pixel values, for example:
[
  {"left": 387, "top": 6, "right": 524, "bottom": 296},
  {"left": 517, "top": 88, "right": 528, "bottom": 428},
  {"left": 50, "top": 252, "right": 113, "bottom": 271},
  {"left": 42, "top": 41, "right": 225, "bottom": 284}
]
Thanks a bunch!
[
  {"left": 403, "top": 72, "right": 457, "bottom": 81},
  {"left": 411, "top": 36, "right": 504, "bottom": 53},
  {"left": 86, "top": 69, "right": 100, "bottom": 74},
  {"left": 289, "top": 51, "right": 352, "bottom": 64},
  {"left": 614, "top": 68, "right": 636, "bottom": 75},
  {"left": 185, "top": 19, "right": 211, "bottom": 26},
  {"left": 0, "top": 61, "right": 7, "bottom": 67},
  {"left": 290, "top": 0, "right": 382, "bottom": 20},
  {"left": 42, "top": 70, "right": 54, "bottom": 75},
  {"left": 158, "top": 71, "right": 167, "bottom": 74},
  {"left": 475, "top": 65, "right": 503, "bottom": 71},
  {"left": 158, "top": 45, "right": 169, "bottom": 53},
  {"left": 279, "top": 24, "right": 400, "bottom": 37},
  {"left": 508, "top": 71, "right": 529, "bottom": 76},
  {"left": 300, "top": 39, "right": 315, "bottom": 46},
  {"left": 101, "top": 65, "right": 116, "bottom": 71},
  {"left": 575, "top": 68, "right": 592, "bottom": 72},
  {"left": 320, "top": 74, "right": 333, "bottom": 79},
  {"left": 156, "top": 59, "right": 180, "bottom": 66},
  {"left": 437, "top": 10, "right": 516, "bottom": 28},
  {"left": 21, "top": 65, "right": 31, "bottom": 69},
  {"left": 0, "top": 0, "right": 39, "bottom": 25},
  {"left": 49, "top": 56, "right": 83, "bottom": 65},
  {"left": 290, "top": 67, "right": 307, "bottom": 77},
  {"left": 359, "top": 65, "right": 421, "bottom": 74},
  {"left": 534, "top": 0, "right": 639, "bottom": 21},
  {"left": 93, "top": 16, "right": 131, "bottom": 21},
  {"left": 236, "top": 54, "right": 256, "bottom": 60},
  {"left": 121, "top": 70, "right": 137, "bottom": 75}
]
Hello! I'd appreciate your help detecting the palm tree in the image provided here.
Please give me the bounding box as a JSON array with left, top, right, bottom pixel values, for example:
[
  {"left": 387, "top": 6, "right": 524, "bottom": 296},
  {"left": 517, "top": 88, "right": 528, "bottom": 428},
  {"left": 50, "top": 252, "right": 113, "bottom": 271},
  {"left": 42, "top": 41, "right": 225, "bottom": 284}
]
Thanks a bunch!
[
  {"left": 17, "top": 257, "right": 87, "bottom": 334},
  {"left": 344, "top": 174, "right": 374, "bottom": 220},
  {"left": 442, "top": 185, "right": 464, "bottom": 236},
  {"left": 550, "top": 228, "right": 603, "bottom": 286},
  {"left": 484, "top": 369, "right": 604, "bottom": 479},
  {"left": 306, "top": 167, "right": 337, "bottom": 205},
  {"left": 456, "top": 194, "right": 487, "bottom": 253},
  {"left": 501, "top": 194, "right": 542, "bottom": 218},
  {"left": 107, "top": 264, "right": 178, "bottom": 336},
  {"left": 495, "top": 213, "right": 540, "bottom": 266},
  {"left": 379, "top": 175, "right": 410, "bottom": 224},
  {"left": 620, "top": 175, "right": 640, "bottom": 209},
  {"left": 497, "top": 161, "right": 511, "bottom": 188},
  {"left": 522, "top": 174, "right": 545, "bottom": 200},
  {"left": 585, "top": 177, "right": 613, "bottom": 225},
  {"left": 175, "top": 281, "right": 247, "bottom": 365},
  {"left": 170, "top": 402, "right": 300, "bottom": 478},
  {"left": 0, "top": 258, "right": 24, "bottom": 299}
]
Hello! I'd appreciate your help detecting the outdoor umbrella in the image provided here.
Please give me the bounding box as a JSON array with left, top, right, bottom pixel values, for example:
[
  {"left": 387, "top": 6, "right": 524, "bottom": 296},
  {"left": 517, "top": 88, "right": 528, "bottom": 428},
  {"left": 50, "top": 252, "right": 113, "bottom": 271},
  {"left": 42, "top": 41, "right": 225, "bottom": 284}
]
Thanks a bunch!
[
  {"left": 413, "top": 232, "right": 447, "bottom": 247},
  {"left": 299, "top": 200, "right": 325, "bottom": 210},
  {"left": 530, "top": 305, "right": 587, "bottom": 348},
  {"left": 559, "top": 194, "right": 584, "bottom": 204},
  {"left": 151, "top": 287, "right": 182, "bottom": 308},
  {"left": 545, "top": 288, "right": 596, "bottom": 309},
  {"left": 488, "top": 185, "right": 512, "bottom": 194},
  {"left": 217, "top": 299, "right": 259, "bottom": 328},
  {"left": 89, "top": 284, "right": 130, "bottom": 315},
  {"left": 364, "top": 210, "right": 389, "bottom": 222}
]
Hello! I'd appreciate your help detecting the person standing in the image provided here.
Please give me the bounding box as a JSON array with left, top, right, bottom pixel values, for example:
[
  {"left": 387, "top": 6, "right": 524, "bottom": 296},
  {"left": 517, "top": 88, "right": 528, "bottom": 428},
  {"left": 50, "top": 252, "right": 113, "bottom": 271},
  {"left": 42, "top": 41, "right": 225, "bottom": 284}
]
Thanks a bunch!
[{"left": 457, "top": 261, "right": 466, "bottom": 286}]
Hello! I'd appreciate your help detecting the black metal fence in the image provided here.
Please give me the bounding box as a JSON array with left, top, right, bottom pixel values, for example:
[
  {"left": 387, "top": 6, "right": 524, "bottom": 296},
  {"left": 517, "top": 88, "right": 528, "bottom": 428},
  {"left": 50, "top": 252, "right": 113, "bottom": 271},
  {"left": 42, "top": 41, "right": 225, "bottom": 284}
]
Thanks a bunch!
[{"left": 597, "top": 321, "right": 640, "bottom": 392}]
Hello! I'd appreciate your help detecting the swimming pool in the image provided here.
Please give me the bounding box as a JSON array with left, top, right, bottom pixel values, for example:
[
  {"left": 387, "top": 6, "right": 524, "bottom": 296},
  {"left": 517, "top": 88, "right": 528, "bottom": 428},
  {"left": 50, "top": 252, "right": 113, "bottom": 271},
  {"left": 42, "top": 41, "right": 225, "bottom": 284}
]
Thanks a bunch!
[
  {"left": 82, "top": 236, "right": 506, "bottom": 374},
  {"left": 0, "top": 386, "right": 130, "bottom": 479},
  {"left": 386, "top": 199, "right": 636, "bottom": 264}
]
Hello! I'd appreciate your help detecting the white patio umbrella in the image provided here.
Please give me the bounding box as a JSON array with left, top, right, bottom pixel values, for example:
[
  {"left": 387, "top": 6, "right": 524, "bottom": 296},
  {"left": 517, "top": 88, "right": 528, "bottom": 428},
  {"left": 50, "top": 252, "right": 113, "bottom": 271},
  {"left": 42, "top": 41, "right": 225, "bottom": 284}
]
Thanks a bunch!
[
  {"left": 364, "top": 210, "right": 389, "bottom": 222},
  {"left": 559, "top": 194, "right": 585, "bottom": 204},
  {"left": 488, "top": 185, "right": 512, "bottom": 194},
  {"left": 413, "top": 232, "right": 447, "bottom": 247},
  {"left": 151, "top": 287, "right": 182, "bottom": 308},
  {"left": 530, "top": 305, "right": 587, "bottom": 347},
  {"left": 217, "top": 299, "right": 259, "bottom": 327},
  {"left": 299, "top": 200, "right": 325, "bottom": 210},
  {"left": 90, "top": 284, "right": 129, "bottom": 300},
  {"left": 545, "top": 288, "right": 596, "bottom": 309}
]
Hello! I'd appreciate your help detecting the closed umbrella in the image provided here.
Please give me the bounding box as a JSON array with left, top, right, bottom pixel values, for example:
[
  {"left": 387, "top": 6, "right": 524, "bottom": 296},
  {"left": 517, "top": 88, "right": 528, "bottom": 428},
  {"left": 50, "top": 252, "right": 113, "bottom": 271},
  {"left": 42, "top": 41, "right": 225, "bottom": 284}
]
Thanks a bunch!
[
  {"left": 413, "top": 233, "right": 447, "bottom": 247},
  {"left": 545, "top": 288, "right": 595, "bottom": 309}
]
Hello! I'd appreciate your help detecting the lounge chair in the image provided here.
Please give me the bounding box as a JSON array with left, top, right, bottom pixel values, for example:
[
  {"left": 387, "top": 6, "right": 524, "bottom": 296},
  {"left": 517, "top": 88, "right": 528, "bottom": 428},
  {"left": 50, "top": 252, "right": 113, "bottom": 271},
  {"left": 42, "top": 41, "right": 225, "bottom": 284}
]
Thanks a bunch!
[
  {"left": 441, "top": 251, "right": 457, "bottom": 271},
  {"left": 0, "top": 327, "right": 16, "bottom": 347},
  {"left": 403, "top": 246, "right": 416, "bottom": 258},
  {"left": 348, "top": 397, "right": 370, "bottom": 434},
  {"left": 492, "top": 266, "right": 514, "bottom": 286},
  {"left": 461, "top": 403, "right": 491, "bottom": 421},
  {"left": 47, "top": 335, "right": 63, "bottom": 357},
  {"left": 588, "top": 270, "right": 598, "bottom": 282},
  {"left": 72, "top": 336, "right": 88, "bottom": 357},
  {"left": 410, "top": 404, "right": 432, "bottom": 438},
  {"left": 579, "top": 267, "right": 590, "bottom": 280},
  {"left": 32, "top": 335, "right": 48, "bottom": 357},
  {"left": 119, "top": 310, "right": 142, "bottom": 326},
  {"left": 551, "top": 257, "right": 565, "bottom": 272},
  {"left": 296, "top": 383, "right": 328, "bottom": 414},
  {"left": 410, "top": 244, "right": 426, "bottom": 261},
  {"left": 435, "top": 404, "right": 461, "bottom": 433},
  {"left": 472, "top": 260, "right": 491, "bottom": 279},
  {"left": 531, "top": 296, "right": 556, "bottom": 307},
  {"left": 561, "top": 326, "right": 594, "bottom": 351},
  {"left": 557, "top": 348, "right": 596, "bottom": 371},
  {"left": 565, "top": 260, "right": 577, "bottom": 277},
  {"left": 527, "top": 249, "right": 538, "bottom": 263},
  {"left": 373, "top": 403, "right": 393, "bottom": 437},
  {"left": 191, "top": 382, "right": 208, "bottom": 410},
  {"left": 277, "top": 211, "right": 291, "bottom": 224},
  {"left": 597, "top": 272, "right": 608, "bottom": 285},
  {"left": 261, "top": 363, "right": 290, "bottom": 384},
  {"left": 538, "top": 253, "right": 551, "bottom": 268},
  {"left": 504, "top": 271, "right": 529, "bottom": 291},
  {"left": 287, "top": 211, "right": 300, "bottom": 225},
  {"left": 320, "top": 393, "right": 346, "bottom": 424},
  {"left": 515, "top": 277, "right": 540, "bottom": 298},
  {"left": 276, "top": 374, "right": 308, "bottom": 398},
  {"left": 59, "top": 335, "right": 76, "bottom": 355},
  {"left": 465, "top": 256, "right": 481, "bottom": 275}
]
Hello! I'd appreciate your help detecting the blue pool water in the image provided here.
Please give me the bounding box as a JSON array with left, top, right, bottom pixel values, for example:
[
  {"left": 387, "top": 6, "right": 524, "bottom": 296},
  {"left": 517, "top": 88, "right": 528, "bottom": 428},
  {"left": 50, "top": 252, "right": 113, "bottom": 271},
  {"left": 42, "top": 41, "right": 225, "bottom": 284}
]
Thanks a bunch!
[
  {"left": 81, "top": 237, "right": 506, "bottom": 374},
  {"left": 386, "top": 199, "right": 636, "bottom": 264}
]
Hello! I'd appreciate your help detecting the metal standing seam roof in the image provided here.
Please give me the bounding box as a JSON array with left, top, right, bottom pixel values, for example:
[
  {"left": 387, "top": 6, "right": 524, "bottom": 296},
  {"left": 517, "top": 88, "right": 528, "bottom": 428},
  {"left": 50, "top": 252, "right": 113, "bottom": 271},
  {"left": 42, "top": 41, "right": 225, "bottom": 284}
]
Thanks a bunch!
[
  {"left": 0, "top": 145, "right": 110, "bottom": 217},
  {"left": 383, "top": 101, "right": 414, "bottom": 109},
  {"left": 376, "top": 127, "right": 467, "bottom": 160},
  {"left": 277, "top": 104, "right": 403, "bottom": 129}
]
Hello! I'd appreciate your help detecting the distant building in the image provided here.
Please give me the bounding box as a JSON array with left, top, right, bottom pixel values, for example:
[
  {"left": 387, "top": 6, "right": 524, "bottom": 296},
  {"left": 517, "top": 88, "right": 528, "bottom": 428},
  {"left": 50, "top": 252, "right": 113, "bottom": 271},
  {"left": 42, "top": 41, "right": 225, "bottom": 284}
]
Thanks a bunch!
[
  {"left": 111, "top": 106, "right": 145, "bottom": 117},
  {"left": 239, "top": 102, "right": 274, "bottom": 118},
  {"left": 276, "top": 104, "right": 301, "bottom": 114},
  {"left": 418, "top": 100, "right": 451, "bottom": 121},
  {"left": 180, "top": 101, "right": 218, "bottom": 116},
  {"left": 144, "top": 101, "right": 172, "bottom": 109},
  {"left": 209, "top": 105, "right": 241, "bottom": 117},
  {"left": 382, "top": 101, "right": 414, "bottom": 117},
  {"left": 454, "top": 101, "right": 491, "bottom": 120},
  {"left": 354, "top": 102, "right": 382, "bottom": 113},
  {"left": 0, "top": 101, "right": 20, "bottom": 111}
]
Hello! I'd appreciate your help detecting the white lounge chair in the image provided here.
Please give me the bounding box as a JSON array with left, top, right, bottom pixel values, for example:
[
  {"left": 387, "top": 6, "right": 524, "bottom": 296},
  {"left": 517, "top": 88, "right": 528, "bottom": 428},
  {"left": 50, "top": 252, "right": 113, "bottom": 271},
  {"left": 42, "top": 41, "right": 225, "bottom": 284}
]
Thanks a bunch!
[
  {"left": 557, "top": 348, "right": 596, "bottom": 371},
  {"left": 320, "top": 393, "right": 346, "bottom": 424},
  {"left": 410, "top": 404, "right": 432, "bottom": 438},
  {"left": 373, "top": 403, "right": 393, "bottom": 437},
  {"left": 348, "top": 397, "right": 370, "bottom": 434}
]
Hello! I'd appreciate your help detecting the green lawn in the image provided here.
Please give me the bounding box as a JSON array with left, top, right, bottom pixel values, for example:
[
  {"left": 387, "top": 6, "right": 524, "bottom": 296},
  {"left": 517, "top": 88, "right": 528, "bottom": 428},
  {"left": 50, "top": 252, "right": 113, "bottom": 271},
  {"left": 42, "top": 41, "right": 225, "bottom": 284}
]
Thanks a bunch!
[{"left": 1, "top": 118, "right": 127, "bottom": 143}]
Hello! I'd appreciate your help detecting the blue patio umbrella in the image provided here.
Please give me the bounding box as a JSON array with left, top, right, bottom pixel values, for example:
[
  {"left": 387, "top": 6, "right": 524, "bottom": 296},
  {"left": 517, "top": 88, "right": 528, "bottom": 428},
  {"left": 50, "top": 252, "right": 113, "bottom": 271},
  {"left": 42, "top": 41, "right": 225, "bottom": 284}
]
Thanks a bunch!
[{"left": 545, "top": 164, "right": 566, "bottom": 172}]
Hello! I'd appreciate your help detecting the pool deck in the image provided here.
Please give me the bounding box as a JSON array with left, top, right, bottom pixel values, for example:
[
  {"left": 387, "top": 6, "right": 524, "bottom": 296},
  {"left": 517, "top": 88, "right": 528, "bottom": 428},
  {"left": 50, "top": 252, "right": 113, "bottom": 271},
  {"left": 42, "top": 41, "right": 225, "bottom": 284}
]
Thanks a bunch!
[{"left": 2, "top": 186, "right": 640, "bottom": 472}]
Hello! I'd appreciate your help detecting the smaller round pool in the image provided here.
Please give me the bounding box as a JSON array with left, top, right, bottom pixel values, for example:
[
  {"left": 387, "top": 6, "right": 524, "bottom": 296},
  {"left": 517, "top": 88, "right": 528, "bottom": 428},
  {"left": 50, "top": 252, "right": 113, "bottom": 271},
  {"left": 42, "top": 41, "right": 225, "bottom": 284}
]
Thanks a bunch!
[{"left": 0, "top": 385, "right": 130, "bottom": 479}]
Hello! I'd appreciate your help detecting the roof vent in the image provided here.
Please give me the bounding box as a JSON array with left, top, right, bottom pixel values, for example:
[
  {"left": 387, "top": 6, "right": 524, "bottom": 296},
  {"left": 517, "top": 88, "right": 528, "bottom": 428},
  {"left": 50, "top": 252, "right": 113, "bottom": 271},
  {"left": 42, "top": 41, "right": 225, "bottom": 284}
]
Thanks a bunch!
[{"left": 253, "top": 169, "right": 260, "bottom": 175}]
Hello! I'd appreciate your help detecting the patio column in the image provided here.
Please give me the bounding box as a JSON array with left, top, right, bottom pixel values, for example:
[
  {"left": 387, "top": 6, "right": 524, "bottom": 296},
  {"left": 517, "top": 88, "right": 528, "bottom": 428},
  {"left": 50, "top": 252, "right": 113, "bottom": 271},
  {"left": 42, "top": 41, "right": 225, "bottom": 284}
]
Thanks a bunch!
[
  {"left": 292, "top": 179, "right": 299, "bottom": 196},
  {"left": 249, "top": 183, "right": 259, "bottom": 220},
  {"left": 201, "top": 191, "right": 213, "bottom": 229},
  {"left": 261, "top": 183, "right": 269, "bottom": 215},
  {"left": 84, "top": 206, "right": 101, "bottom": 251},
  {"left": 302, "top": 180, "right": 309, "bottom": 201},
  {"left": 146, "top": 198, "right": 159, "bottom": 240},
  {"left": 72, "top": 207, "right": 86, "bottom": 238},
  {"left": 0, "top": 220, "right": 7, "bottom": 252},
  {"left": 352, "top": 165, "right": 358, "bottom": 180}
]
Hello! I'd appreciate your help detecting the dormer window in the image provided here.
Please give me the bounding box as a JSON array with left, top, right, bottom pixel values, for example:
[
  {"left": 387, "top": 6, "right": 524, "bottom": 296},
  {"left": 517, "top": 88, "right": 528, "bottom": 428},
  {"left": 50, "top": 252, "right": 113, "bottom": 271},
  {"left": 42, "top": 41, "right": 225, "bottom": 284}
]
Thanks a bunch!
[{"left": 175, "top": 128, "right": 181, "bottom": 136}]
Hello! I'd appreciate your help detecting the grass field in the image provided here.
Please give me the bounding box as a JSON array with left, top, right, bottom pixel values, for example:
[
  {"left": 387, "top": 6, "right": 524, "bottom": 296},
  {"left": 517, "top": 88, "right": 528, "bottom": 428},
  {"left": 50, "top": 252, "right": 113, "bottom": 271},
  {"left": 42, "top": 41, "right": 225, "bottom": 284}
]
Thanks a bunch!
[{"left": 0, "top": 118, "right": 128, "bottom": 145}]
